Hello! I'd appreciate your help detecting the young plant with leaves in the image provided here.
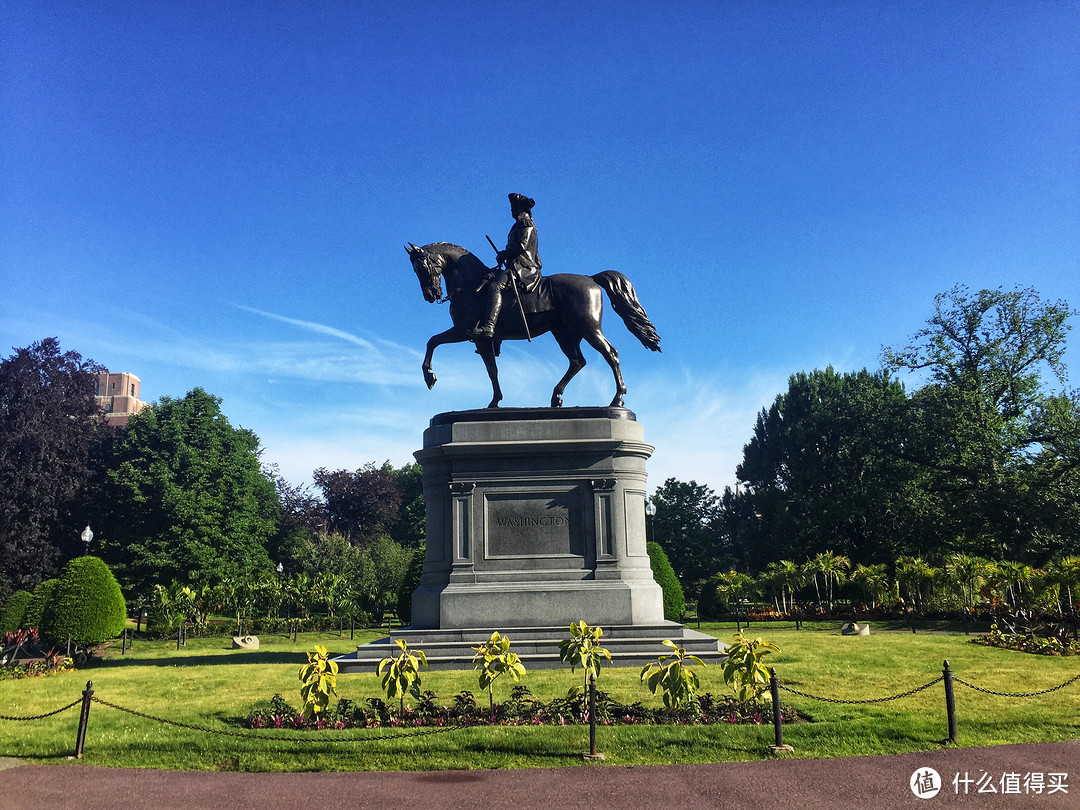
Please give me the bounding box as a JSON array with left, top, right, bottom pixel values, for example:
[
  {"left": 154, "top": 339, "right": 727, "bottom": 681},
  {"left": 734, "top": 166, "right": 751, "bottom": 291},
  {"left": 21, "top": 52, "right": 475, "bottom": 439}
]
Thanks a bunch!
[
  {"left": 558, "top": 620, "right": 611, "bottom": 699},
  {"left": 472, "top": 631, "right": 527, "bottom": 719},
  {"left": 721, "top": 631, "right": 780, "bottom": 704},
  {"left": 298, "top": 644, "right": 339, "bottom": 720},
  {"left": 377, "top": 637, "right": 428, "bottom": 712},
  {"left": 640, "top": 639, "right": 706, "bottom": 711}
]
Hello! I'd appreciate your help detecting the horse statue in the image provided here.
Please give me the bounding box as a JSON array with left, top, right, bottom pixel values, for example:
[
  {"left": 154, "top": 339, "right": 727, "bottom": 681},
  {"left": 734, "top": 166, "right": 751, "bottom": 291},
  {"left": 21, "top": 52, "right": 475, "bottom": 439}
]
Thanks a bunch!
[{"left": 406, "top": 242, "right": 660, "bottom": 409}]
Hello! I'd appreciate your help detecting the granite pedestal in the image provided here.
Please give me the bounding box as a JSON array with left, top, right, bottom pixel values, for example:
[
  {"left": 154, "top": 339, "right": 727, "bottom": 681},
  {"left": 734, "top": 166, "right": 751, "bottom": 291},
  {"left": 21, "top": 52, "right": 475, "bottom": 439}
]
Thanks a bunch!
[{"left": 336, "top": 407, "right": 723, "bottom": 671}]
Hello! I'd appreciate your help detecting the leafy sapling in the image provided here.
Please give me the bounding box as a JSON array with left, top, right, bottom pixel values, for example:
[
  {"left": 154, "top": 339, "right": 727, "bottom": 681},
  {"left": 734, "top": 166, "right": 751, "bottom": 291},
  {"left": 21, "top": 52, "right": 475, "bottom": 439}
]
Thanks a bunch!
[
  {"left": 299, "top": 644, "right": 339, "bottom": 721},
  {"left": 721, "top": 631, "right": 781, "bottom": 704},
  {"left": 640, "top": 639, "right": 705, "bottom": 711},
  {"left": 558, "top": 620, "right": 612, "bottom": 699},
  {"left": 377, "top": 638, "right": 428, "bottom": 713},
  {"left": 472, "top": 631, "right": 527, "bottom": 719}
]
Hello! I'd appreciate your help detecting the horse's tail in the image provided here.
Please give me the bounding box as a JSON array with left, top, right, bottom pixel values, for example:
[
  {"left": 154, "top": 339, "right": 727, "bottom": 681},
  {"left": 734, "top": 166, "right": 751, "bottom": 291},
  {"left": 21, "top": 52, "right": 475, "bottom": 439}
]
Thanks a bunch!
[{"left": 591, "top": 271, "right": 661, "bottom": 352}]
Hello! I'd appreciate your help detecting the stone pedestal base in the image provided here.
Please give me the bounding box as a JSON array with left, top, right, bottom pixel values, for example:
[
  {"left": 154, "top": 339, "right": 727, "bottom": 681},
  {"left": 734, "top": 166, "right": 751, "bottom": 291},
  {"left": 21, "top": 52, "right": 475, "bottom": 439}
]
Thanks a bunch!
[{"left": 411, "top": 407, "right": 664, "bottom": 630}]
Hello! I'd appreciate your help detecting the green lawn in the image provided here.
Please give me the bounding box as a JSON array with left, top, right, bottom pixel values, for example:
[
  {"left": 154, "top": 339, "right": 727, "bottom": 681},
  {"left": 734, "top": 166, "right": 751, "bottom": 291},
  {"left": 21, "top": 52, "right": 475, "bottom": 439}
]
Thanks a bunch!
[{"left": 1, "top": 626, "right": 1076, "bottom": 772}]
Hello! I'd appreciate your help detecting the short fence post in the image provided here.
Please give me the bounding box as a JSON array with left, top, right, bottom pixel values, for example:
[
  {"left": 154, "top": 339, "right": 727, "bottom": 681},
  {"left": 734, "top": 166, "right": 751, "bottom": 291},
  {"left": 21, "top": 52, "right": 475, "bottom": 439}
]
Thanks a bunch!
[
  {"left": 768, "top": 668, "right": 793, "bottom": 753},
  {"left": 943, "top": 660, "right": 957, "bottom": 743},
  {"left": 67, "top": 635, "right": 72, "bottom": 657},
  {"left": 583, "top": 673, "right": 604, "bottom": 760},
  {"left": 350, "top": 615, "right": 355, "bottom": 640},
  {"left": 121, "top": 628, "right": 127, "bottom": 655},
  {"left": 75, "top": 680, "right": 93, "bottom": 758},
  {"left": 176, "top": 626, "right": 181, "bottom": 650}
]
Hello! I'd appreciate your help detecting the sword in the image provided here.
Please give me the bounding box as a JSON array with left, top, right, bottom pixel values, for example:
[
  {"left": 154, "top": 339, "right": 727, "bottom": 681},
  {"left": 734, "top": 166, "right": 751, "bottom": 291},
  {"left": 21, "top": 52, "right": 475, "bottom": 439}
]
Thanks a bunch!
[{"left": 485, "top": 234, "right": 531, "bottom": 342}]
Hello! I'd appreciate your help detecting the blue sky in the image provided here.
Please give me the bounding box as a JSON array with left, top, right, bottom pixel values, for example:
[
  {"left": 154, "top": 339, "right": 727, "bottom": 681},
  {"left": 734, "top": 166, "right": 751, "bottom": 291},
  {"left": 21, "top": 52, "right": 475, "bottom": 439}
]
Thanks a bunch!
[{"left": 2, "top": 2, "right": 1078, "bottom": 494}]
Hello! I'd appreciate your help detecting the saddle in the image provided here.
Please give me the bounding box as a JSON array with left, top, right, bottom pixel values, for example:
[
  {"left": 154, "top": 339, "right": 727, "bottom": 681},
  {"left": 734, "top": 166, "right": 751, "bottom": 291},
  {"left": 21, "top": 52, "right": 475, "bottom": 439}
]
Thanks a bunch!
[{"left": 504, "top": 275, "right": 554, "bottom": 314}]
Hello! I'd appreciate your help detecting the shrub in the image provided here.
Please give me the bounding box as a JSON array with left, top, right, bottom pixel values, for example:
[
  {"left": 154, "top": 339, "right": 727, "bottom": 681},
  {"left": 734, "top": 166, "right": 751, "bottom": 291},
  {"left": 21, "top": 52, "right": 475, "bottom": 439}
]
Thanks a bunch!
[
  {"left": 21, "top": 579, "right": 60, "bottom": 630},
  {"left": 646, "top": 542, "right": 685, "bottom": 620},
  {"left": 395, "top": 546, "right": 425, "bottom": 625},
  {"left": 0, "top": 590, "right": 33, "bottom": 633},
  {"left": 40, "top": 556, "right": 126, "bottom": 646}
]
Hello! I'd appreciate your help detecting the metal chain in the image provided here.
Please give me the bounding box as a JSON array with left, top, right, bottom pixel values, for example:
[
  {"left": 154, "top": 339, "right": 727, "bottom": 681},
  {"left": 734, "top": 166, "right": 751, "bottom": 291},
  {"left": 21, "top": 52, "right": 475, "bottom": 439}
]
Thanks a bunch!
[
  {"left": 0, "top": 699, "right": 83, "bottom": 721},
  {"left": 776, "top": 676, "right": 944, "bottom": 704},
  {"left": 90, "top": 696, "right": 470, "bottom": 743},
  {"left": 952, "top": 673, "right": 1080, "bottom": 698}
]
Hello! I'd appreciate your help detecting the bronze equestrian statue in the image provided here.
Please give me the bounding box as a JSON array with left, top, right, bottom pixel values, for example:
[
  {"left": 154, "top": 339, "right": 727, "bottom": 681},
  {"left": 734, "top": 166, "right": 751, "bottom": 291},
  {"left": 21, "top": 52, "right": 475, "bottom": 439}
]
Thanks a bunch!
[{"left": 406, "top": 194, "right": 661, "bottom": 409}]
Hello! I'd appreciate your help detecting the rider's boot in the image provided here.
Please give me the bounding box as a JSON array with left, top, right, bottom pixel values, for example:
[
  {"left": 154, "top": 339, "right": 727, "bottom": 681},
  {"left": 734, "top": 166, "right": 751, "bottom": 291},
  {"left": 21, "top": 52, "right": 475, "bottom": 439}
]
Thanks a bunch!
[{"left": 473, "top": 288, "right": 502, "bottom": 339}]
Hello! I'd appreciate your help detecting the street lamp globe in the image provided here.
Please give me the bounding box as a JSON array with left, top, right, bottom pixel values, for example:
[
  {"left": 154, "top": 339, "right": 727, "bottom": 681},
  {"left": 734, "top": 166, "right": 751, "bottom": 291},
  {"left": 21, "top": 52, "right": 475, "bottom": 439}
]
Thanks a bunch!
[{"left": 80, "top": 525, "right": 94, "bottom": 556}]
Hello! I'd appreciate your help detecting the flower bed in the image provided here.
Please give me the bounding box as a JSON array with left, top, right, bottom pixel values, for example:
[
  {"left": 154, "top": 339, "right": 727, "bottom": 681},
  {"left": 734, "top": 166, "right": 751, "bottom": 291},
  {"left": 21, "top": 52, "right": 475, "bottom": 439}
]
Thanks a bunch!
[
  {"left": 245, "top": 685, "right": 807, "bottom": 730},
  {"left": 972, "top": 624, "right": 1080, "bottom": 656}
]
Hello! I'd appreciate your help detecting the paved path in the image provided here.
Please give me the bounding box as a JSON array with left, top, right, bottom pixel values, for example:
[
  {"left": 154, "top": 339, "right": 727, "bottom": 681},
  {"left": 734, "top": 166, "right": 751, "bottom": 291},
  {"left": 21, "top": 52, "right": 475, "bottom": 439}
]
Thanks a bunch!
[{"left": 1, "top": 742, "right": 1078, "bottom": 809}]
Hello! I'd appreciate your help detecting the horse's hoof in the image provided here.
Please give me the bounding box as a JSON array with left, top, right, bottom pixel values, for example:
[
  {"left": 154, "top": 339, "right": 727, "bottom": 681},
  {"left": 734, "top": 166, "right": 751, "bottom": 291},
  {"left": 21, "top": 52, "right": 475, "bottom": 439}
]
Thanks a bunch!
[
  {"left": 424, "top": 372, "right": 437, "bottom": 390},
  {"left": 551, "top": 394, "right": 563, "bottom": 408},
  {"left": 486, "top": 401, "right": 501, "bottom": 409},
  {"left": 609, "top": 395, "right": 624, "bottom": 408}
]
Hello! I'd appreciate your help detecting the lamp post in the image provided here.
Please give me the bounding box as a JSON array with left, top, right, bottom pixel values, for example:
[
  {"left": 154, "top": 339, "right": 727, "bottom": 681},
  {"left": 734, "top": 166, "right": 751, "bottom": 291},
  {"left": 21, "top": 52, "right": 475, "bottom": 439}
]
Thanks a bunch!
[
  {"left": 80, "top": 525, "right": 93, "bottom": 556},
  {"left": 644, "top": 501, "right": 656, "bottom": 544}
]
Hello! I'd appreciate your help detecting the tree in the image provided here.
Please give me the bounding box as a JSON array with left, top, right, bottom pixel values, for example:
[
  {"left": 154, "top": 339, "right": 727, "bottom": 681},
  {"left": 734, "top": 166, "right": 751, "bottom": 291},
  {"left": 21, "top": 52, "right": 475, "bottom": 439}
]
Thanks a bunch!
[
  {"left": 882, "top": 285, "right": 1080, "bottom": 561},
  {"left": 0, "top": 338, "right": 104, "bottom": 599},
  {"left": 97, "top": 388, "right": 278, "bottom": 599},
  {"left": 389, "top": 462, "right": 426, "bottom": 548},
  {"left": 313, "top": 462, "right": 403, "bottom": 546},
  {"left": 728, "top": 367, "right": 921, "bottom": 571},
  {"left": 649, "top": 478, "right": 722, "bottom": 592}
]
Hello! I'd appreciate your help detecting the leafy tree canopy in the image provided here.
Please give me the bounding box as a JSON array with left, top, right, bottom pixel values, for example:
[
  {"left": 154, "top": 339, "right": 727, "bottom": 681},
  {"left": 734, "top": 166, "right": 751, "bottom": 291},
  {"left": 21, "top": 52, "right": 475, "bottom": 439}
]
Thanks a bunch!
[
  {"left": 0, "top": 337, "right": 103, "bottom": 599},
  {"left": 97, "top": 388, "right": 277, "bottom": 599}
]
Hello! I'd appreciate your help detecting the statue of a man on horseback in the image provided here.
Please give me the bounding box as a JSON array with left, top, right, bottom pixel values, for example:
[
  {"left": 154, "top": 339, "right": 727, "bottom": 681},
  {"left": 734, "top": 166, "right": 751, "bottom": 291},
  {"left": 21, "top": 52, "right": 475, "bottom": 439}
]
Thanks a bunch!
[
  {"left": 405, "top": 193, "right": 661, "bottom": 409},
  {"left": 472, "top": 193, "right": 543, "bottom": 339}
]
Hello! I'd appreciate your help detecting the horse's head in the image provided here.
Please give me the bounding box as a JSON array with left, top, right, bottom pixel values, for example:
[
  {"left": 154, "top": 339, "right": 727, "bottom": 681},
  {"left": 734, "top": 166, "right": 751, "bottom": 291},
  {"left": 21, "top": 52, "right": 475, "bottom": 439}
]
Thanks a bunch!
[{"left": 405, "top": 243, "right": 444, "bottom": 303}]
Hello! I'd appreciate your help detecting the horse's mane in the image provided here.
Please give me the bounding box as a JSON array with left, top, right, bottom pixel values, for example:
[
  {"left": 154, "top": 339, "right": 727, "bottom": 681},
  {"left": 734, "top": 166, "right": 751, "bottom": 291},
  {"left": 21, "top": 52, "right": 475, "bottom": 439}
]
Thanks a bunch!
[{"left": 423, "top": 242, "right": 489, "bottom": 284}]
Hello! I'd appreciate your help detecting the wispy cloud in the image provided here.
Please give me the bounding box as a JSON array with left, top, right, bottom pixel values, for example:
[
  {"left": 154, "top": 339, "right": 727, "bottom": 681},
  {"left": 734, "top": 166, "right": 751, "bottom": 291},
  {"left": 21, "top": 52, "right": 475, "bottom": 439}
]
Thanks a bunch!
[{"left": 236, "top": 305, "right": 378, "bottom": 350}]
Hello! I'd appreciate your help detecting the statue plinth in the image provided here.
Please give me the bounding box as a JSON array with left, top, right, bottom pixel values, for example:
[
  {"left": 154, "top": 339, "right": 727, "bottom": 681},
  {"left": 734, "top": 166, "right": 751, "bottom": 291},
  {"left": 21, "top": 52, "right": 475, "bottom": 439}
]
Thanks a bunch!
[{"left": 411, "top": 407, "right": 664, "bottom": 629}]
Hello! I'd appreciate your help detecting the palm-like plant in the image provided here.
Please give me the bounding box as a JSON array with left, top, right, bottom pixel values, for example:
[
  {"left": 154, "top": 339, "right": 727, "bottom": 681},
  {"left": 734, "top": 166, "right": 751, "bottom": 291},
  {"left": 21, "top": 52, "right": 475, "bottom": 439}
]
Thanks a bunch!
[
  {"left": 943, "top": 552, "right": 991, "bottom": 611},
  {"left": 896, "top": 556, "right": 937, "bottom": 613},
  {"left": 988, "top": 559, "right": 1033, "bottom": 611},
  {"left": 851, "top": 563, "right": 890, "bottom": 609},
  {"left": 1046, "top": 556, "right": 1080, "bottom": 616},
  {"left": 811, "top": 551, "right": 850, "bottom": 613}
]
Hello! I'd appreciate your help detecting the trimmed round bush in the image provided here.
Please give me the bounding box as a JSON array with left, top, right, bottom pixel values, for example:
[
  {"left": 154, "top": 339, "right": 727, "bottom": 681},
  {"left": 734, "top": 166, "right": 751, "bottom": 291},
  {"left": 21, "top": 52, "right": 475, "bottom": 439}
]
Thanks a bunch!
[
  {"left": 646, "top": 541, "right": 686, "bottom": 621},
  {"left": 22, "top": 578, "right": 60, "bottom": 630},
  {"left": 0, "top": 590, "right": 33, "bottom": 634},
  {"left": 40, "top": 557, "right": 126, "bottom": 646}
]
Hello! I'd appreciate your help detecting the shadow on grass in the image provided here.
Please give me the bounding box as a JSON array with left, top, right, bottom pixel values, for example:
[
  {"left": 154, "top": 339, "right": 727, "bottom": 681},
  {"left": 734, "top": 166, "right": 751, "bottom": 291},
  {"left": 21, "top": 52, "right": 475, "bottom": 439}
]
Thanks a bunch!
[{"left": 86, "top": 650, "right": 324, "bottom": 668}]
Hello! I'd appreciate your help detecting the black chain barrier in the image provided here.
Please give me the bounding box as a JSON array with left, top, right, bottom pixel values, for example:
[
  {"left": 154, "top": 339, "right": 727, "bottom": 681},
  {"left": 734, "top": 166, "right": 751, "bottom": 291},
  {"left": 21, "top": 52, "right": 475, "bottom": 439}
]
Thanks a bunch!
[
  {"left": 776, "top": 676, "right": 944, "bottom": 704},
  {"left": 90, "top": 696, "right": 472, "bottom": 743},
  {"left": 0, "top": 699, "right": 83, "bottom": 722},
  {"left": 952, "top": 672, "right": 1080, "bottom": 698}
]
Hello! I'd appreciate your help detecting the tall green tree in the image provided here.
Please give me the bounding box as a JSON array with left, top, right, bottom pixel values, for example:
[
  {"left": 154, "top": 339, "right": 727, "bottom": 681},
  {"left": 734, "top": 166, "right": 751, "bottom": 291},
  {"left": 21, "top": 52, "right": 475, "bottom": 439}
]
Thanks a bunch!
[
  {"left": 97, "top": 388, "right": 278, "bottom": 599},
  {"left": 0, "top": 338, "right": 104, "bottom": 599},
  {"left": 649, "top": 478, "right": 722, "bottom": 593},
  {"left": 882, "top": 285, "right": 1080, "bottom": 561},
  {"left": 727, "top": 367, "right": 922, "bottom": 570}
]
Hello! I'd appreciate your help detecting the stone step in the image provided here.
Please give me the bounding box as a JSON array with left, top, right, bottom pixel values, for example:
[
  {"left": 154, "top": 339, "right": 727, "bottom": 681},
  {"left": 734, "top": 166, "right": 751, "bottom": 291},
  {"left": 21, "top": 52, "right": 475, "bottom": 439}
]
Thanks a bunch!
[{"left": 334, "top": 626, "right": 727, "bottom": 673}]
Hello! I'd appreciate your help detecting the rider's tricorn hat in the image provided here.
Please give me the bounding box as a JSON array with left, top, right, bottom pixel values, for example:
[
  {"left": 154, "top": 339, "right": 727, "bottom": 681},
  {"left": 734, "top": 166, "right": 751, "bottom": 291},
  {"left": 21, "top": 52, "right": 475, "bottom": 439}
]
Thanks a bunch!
[{"left": 508, "top": 193, "right": 535, "bottom": 213}]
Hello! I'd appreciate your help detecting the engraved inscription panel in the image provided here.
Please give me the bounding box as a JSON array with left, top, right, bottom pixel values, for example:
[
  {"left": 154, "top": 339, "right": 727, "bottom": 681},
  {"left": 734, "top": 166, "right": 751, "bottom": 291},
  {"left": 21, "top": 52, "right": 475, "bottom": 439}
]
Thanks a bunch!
[{"left": 485, "top": 491, "right": 582, "bottom": 558}]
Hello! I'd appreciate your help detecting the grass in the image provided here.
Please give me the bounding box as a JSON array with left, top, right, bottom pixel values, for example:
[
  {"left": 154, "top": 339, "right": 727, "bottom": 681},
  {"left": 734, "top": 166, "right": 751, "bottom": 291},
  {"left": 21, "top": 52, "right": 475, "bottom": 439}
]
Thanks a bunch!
[{"left": 1, "top": 625, "right": 1077, "bottom": 772}]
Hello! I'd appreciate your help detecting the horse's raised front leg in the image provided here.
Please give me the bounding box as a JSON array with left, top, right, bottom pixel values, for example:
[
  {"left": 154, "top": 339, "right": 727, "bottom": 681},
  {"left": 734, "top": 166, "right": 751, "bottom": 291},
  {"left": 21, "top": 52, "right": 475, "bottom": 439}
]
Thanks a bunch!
[
  {"left": 475, "top": 339, "right": 503, "bottom": 408},
  {"left": 423, "top": 327, "right": 470, "bottom": 389}
]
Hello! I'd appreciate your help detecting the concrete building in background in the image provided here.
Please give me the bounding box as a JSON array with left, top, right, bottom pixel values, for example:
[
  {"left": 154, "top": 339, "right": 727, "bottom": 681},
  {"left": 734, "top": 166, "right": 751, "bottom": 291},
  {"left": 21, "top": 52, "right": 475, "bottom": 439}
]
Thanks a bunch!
[{"left": 94, "top": 371, "right": 148, "bottom": 427}]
